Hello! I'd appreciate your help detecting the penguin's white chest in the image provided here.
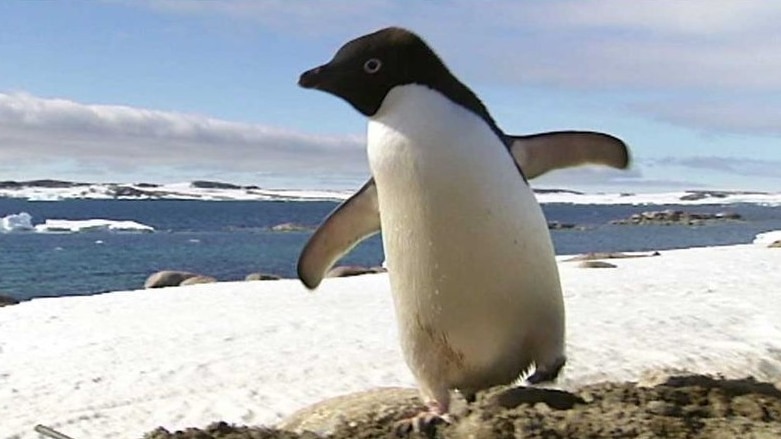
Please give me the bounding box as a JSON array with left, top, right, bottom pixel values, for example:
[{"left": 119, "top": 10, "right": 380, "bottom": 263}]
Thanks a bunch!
[{"left": 367, "top": 85, "right": 564, "bottom": 390}]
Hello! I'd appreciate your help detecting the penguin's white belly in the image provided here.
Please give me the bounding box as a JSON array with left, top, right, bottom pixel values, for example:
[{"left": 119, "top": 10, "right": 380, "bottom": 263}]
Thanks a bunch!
[{"left": 368, "top": 85, "right": 564, "bottom": 393}]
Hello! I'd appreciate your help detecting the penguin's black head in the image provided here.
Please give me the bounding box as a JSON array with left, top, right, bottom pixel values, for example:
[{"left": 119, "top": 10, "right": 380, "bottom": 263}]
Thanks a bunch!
[{"left": 298, "top": 27, "right": 450, "bottom": 117}]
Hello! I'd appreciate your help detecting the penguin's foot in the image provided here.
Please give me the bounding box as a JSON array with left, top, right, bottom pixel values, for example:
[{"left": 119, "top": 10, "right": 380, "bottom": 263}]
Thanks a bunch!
[
  {"left": 393, "top": 402, "right": 452, "bottom": 437},
  {"left": 527, "top": 355, "right": 566, "bottom": 384}
]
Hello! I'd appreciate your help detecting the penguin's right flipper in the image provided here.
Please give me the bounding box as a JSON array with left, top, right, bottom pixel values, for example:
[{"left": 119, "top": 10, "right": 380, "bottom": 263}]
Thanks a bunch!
[{"left": 297, "top": 178, "right": 380, "bottom": 289}]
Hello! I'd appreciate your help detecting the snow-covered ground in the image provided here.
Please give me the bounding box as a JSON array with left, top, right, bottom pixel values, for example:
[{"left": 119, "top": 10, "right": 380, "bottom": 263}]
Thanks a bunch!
[
  {"left": 2, "top": 240, "right": 780, "bottom": 439},
  {"left": 1, "top": 181, "right": 780, "bottom": 205},
  {"left": 0, "top": 212, "right": 154, "bottom": 233}
]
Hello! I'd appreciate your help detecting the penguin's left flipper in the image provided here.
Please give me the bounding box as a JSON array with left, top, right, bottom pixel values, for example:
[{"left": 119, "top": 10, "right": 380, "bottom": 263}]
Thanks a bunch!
[
  {"left": 297, "top": 130, "right": 629, "bottom": 289},
  {"left": 507, "top": 130, "right": 630, "bottom": 179},
  {"left": 297, "top": 178, "right": 380, "bottom": 289}
]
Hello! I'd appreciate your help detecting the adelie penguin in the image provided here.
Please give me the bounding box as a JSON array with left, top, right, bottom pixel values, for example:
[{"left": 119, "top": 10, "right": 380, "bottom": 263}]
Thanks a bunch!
[{"left": 297, "top": 27, "right": 630, "bottom": 432}]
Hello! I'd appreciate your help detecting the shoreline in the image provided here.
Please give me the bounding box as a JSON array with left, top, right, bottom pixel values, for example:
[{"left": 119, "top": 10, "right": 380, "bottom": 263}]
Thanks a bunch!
[{"left": 3, "top": 237, "right": 774, "bottom": 304}]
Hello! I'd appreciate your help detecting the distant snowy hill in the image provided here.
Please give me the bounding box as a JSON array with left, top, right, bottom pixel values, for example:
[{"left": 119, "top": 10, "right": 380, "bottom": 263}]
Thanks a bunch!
[
  {"left": 0, "top": 180, "right": 351, "bottom": 202},
  {"left": 0, "top": 180, "right": 779, "bottom": 205}
]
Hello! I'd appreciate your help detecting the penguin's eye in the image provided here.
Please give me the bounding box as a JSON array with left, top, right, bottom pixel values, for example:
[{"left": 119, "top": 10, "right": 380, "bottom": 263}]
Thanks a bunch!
[{"left": 363, "top": 58, "right": 382, "bottom": 74}]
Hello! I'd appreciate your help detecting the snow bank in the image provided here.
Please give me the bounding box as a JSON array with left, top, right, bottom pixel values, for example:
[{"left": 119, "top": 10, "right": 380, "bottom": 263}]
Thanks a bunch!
[
  {"left": 754, "top": 230, "right": 781, "bottom": 247},
  {"left": 2, "top": 242, "right": 780, "bottom": 438}
]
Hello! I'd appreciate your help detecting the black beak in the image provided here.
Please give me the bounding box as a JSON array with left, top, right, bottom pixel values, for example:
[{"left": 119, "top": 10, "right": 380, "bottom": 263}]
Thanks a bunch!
[{"left": 298, "top": 65, "right": 326, "bottom": 89}]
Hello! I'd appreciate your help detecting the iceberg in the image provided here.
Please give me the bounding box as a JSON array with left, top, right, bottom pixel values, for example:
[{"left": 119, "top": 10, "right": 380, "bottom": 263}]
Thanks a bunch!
[
  {"left": 34, "top": 219, "right": 155, "bottom": 233},
  {"left": 0, "top": 212, "right": 154, "bottom": 233},
  {"left": 0, "top": 212, "right": 35, "bottom": 232}
]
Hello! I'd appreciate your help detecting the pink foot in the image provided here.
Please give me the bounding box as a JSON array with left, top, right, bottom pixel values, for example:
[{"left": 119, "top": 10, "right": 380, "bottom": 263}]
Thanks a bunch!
[{"left": 393, "top": 402, "right": 452, "bottom": 437}]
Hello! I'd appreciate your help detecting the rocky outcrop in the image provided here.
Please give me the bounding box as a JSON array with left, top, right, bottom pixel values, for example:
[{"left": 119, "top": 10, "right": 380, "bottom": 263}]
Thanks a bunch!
[
  {"left": 144, "top": 270, "right": 202, "bottom": 288},
  {"left": 326, "top": 266, "right": 387, "bottom": 278},
  {"left": 191, "top": 180, "right": 243, "bottom": 190},
  {"left": 179, "top": 275, "right": 217, "bottom": 286},
  {"left": 278, "top": 387, "right": 423, "bottom": 436},
  {"left": 547, "top": 221, "right": 580, "bottom": 230},
  {"left": 105, "top": 184, "right": 154, "bottom": 198},
  {"left": 0, "top": 294, "right": 19, "bottom": 307},
  {"left": 143, "top": 374, "right": 781, "bottom": 439},
  {"left": 0, "top": 179, "right": 89, "bottom": 189},
  {"left": 578, "top": 260, "right": 617, "bottom": 268},
  {"left": 679, "top": 190, "right": 768, "bottom": 201},
  {"left": 611, "top": 209, "right": 742, "bottom": 226},
  {"left": 533, "top": 188, "right": 585, "bottom": 195},
  {"left": 564, "top": 251, "right": 661, "bottom": 262}
]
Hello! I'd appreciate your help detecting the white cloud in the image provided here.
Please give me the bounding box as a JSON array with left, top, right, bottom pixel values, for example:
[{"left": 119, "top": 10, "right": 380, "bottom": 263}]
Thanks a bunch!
[
  {"left": 526, "top": 1, "right": 781, "bottom": 36},
  {"left": 0, "top": 92, "right": 367, "bottom": 183},
  {"left": 654, "top": 156, "right": 781, "bottom": 179},
  {"left": 123, "top": 0, "right": 781, "bottom": 142},
  {"left": 635, "top": 99, "right": 781, "bottom": 137},
  {"left": 128, "top": 1, "right": 781, "bottom": 90}
]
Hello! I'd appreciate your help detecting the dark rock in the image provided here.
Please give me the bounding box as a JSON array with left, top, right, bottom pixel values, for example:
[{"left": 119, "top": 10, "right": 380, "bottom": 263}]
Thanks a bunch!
[
  {"left": 578, "top": 261, "right": 617, "bottom": 268},
  {"left": 179, "top": 275, "right": 217, "bottom": 286},
  {"left": 25, "top": 179, "right": 87, "bottom": 188},
  {"left": 135, "top": 182, "right": 160, "bottom": 188},
  {"left": 610, "top": 209, "right": 742, "bottom": 226},
  {"left": 547, "top": 221, "right": 577, "bottom": 230},
  {"left": 143, "top": 422, "right": 316, "bottom": 439},
  {"left": 144, "top": 270, "right": 201, "bottom": 288},
  {"left": 0, "top": 293, "right": 19, "bottom": 307},
  {"left": 246, "top": 273, "right": 282, "bottom": 281},
  {"left": 533, "top": 188, "right": 585, "bottom": 195},
  {"left": 106, "top": 185, "right": 153, "bottom": 198},
  {"left": 680, "top": 191, "right": 730, "bottom": 201},
  {"left": 191, "top": 180, "right": 242, "bottom": 190},
  {"left": 0, "top": 179, "right": 87, "bottom": 189},
  {"left": 564, "top": 251, "right": 661, "bottom": 262},
  {"left": 679, "top": 190, "right": 768, "bottom": 201},
  {"left": 0, "top": 181, "right": 23, "bottom": 189}
]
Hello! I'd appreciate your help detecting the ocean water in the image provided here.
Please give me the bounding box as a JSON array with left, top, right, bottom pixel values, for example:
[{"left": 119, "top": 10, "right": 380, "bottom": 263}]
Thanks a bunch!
[{"left": 1, "top": 198, "right": 780, "bottom": 301}]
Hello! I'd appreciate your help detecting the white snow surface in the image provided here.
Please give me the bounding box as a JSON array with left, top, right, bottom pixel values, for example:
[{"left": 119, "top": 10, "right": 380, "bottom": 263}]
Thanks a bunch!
[
  {"left": 1, "top": 182, "right": 781, "bottom": 205},
  {"left": 754, "top": 230, "right": 781, "bottom": 246},
  {"left": 2, "top": 243, "right": 781, "bottom": 438},
  {"left": 0, "top": 213, "right": 154, "bottom": 233}
]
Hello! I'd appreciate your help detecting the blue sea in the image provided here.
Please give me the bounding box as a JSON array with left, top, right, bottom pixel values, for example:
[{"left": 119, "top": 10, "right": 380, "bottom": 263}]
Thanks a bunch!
[{"left": 1, "top": 198, "right": 780, "bottom": 302}]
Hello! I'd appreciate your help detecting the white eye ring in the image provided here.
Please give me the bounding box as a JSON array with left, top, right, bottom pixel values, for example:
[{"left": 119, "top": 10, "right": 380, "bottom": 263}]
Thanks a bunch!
[{"left": 363, "top": 58, "right": 382, "bottom": 74}]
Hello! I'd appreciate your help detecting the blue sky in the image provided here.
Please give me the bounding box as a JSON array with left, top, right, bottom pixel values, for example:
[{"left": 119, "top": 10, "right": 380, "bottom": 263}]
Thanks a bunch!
[{"left": 0, "top": 0, "right": 779, "bottom": 192}]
